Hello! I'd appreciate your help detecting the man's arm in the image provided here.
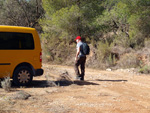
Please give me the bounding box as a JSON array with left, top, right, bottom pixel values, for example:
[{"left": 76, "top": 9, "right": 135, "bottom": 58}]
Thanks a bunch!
[{"left": 75, "top": 46, "right": 80, "bottom": 61}]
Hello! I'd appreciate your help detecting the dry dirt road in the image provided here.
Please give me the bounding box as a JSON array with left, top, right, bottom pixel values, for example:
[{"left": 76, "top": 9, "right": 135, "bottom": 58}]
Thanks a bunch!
[{"left": 1, "top": 64, "right": 150, "bottom": 113}]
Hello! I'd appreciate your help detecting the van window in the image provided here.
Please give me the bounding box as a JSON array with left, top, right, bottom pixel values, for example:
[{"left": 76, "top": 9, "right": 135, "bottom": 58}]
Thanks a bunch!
[{"left": 0, "top": 32, "right": 34, "bottom": 50}]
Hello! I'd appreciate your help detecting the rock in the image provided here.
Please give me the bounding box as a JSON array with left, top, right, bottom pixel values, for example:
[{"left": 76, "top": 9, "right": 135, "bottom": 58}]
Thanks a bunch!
[
  {"left": 106, "top": 68, "right": 112, "bottom": 71},
  {"left": 11, "top": 91, "right": 31, "bottom": 100}
]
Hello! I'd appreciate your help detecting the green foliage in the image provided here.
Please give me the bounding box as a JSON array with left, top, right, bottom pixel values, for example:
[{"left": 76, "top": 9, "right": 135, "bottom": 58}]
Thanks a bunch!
[
  {"left": 1, "top": 0, "right": 150, "bottom": 68},
  {"left": 107, "top": 53, "right": 116, "bottom": 66},
  {"left": 41, "top": 0, "right": 104, "bottom": 40},
  {"left": 113, "top": 33, "right": 130, "bottom": 48},
  {"left": 97, "top": 0, "right": 131, "bottom": 34},
  {"left": 96, "top": 0, "right": 150, "bottom": 49},
  {"left": 40, "top": 0, "right": 150, "bottom": 68},
  {"left": 52, "top": 5, "right": 81, "bottom": 39},
  {"left": 97, "top": 41, "right": 111, "bottom": 62},
  {"left": 139, "top": 65, "right": 150, "bottom": 74},
  {"left": 41, "top": 5, "right": 80, "bottom": 40},
  {"left": 42, "top": 35, "right": 76, "bottom": 64}
]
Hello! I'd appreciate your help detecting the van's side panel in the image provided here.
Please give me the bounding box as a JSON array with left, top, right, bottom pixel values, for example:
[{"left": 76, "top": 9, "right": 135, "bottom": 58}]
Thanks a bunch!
[
  {"left": 0, "top": 26, "right": 42, "bottom": 78},
  {"left": 0, "top": 50, "right": 12, "bottom": 78}
]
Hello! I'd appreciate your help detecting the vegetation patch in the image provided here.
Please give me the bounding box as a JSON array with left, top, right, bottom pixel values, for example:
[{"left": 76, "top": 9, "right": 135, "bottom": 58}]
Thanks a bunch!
[
  {"left": 139, "top": 65, "right": 150, "bottom": 74},
  {"left": 1, "top": 77, "right": 11, "bottom": 92},
  {"left": 1, "top": 0, "right": 150, "bottom": 71}
]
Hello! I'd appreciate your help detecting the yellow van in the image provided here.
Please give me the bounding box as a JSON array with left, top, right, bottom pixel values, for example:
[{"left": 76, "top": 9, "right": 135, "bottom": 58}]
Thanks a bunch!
[{"left": 0, "top": 26, "right": 43, "bottom": 86}]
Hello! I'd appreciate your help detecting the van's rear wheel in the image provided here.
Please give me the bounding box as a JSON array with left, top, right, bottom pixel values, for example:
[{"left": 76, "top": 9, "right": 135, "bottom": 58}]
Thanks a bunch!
[{"left": 13, "top": 66, "right": 33, "bottom": 86}]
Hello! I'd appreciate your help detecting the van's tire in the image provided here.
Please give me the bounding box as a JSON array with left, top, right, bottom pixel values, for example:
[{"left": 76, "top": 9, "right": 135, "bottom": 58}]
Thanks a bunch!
[{"left": 13, "top": 66, "right": 33, "bottom": 86}]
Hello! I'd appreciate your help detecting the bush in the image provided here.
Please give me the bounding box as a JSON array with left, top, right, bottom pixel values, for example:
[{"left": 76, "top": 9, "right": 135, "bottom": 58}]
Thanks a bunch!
[
  {"left": 42, "top": 36, "right": 76, "bottom": 65},
  {"left": 97, "top": 41, "right": 111, "bottom": 62},
  {"left": 113, "top": 33, "right": 130, "bottom": 48},
  {"left": 1, "top": 77, "right": 11, "bottom": 92},
  {"left": 139, "top": 65, "right": 150, "bottom": 74},
  {"left": 144, "top": 38, "right": 150, "bottom": 48},
  {"left": 117, "top": 53, "right": 140, "bottom": 68},
  {"left": 107, "top": 53, "right": 117, "bottom": 66}
]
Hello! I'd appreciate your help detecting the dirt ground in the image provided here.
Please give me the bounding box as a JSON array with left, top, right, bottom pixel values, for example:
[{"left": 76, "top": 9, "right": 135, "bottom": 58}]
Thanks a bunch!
[{"left": 1, "top": 64, "right": 150, "bottom": 113}]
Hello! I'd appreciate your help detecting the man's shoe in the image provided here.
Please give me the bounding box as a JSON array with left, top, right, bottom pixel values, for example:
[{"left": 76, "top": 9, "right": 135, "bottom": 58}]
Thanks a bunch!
[
  {"left": 80, "top": 77, "right": 84, "bottom": 81},
  {"left": 76, "top": 76, "right": 81, "bottom": 80}
]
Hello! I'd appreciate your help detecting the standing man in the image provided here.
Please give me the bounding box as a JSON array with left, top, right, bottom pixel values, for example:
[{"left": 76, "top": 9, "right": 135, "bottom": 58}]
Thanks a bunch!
[{"left": 74, "top": 36, "right": 86, "bottom": 81}]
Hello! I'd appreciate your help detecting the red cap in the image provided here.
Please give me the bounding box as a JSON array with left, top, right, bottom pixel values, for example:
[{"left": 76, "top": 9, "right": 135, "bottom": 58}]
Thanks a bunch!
[{"left": 75, "top": 36, "right": 81, "bottom": 40}]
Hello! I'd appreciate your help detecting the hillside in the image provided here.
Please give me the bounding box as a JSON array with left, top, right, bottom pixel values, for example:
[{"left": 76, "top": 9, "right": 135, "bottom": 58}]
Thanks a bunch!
[{"left": 1, "top": 0, "right": 150, "bottom": 71}]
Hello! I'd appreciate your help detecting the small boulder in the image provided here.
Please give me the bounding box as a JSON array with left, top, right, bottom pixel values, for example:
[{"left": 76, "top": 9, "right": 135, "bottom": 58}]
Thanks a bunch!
[
  {"left": 12, "top": 91, "right": 31, "bottom": 100},
  {"left": 106, "top": 68, "right": 112, "bottom": 71}
]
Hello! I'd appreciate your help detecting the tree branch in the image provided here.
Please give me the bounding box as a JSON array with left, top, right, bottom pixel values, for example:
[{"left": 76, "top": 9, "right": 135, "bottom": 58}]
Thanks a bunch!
[{"left": 15, "top": 0, "right": 31, "bottom": 27}]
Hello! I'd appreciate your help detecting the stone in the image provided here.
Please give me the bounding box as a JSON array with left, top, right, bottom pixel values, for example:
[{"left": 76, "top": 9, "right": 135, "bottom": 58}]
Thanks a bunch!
[{"left": 11, "top": 91, "right": 31, "bottom": 100}]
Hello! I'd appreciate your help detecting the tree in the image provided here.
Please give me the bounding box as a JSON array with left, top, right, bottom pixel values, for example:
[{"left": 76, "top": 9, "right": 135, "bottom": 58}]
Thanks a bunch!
[
  {"left": 0, "top": 0, "right": 44, "bottom": 31},
  {"left": 96, "top": 0, "right": 150, "bottom": 48},
  {"left": 40, "top": 0, "right": 104, "bottom": 41}
]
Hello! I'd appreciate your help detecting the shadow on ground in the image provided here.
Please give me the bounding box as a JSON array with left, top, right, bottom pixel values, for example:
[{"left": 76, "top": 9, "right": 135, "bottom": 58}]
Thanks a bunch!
[
  {"left": 27, "top": 80, "right": 99, "bottom": 88},
  {"left": 56, "top": 80, "right": 99, "bottom": 86},
  {"left": 0, "top": 80, "right": 99, "bottom": 89},
  {"left": 95, "top": 79, "right": 128, "bottom": 82},
  {"left": 0, "top": 79, "right": 126, "bottom": 89}
]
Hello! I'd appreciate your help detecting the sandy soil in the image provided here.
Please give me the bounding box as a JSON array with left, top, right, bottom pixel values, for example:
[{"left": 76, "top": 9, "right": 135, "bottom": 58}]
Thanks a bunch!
[{"left": 0, "top": 64, "right": 150, "bottom": 113}]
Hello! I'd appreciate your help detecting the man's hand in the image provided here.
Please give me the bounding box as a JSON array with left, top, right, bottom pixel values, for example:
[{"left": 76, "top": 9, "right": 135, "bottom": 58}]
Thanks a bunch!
[
  {"left": 75, "top": 46, "right": 80, "bottom": 61},
  {"left": 75, "top": 57, "right": 78, "bottom": 61}
]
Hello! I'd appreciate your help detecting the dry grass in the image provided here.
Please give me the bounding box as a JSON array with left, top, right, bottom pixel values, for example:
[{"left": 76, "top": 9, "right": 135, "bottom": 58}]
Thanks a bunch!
[
  {"left": 45, "top": 75, "right": 58, "bottom": 87},
  {"left": 45, "top": 70, "right": 74, "bottom": 87},
  {"left": 1, "top": 77, "right": 11, "bottom": 92},
  {"left": 56, "top": 71, "right": 74, "bottom": 86},
  {"left": 117, "top": 53, "right": 140, "bottom": 68}
]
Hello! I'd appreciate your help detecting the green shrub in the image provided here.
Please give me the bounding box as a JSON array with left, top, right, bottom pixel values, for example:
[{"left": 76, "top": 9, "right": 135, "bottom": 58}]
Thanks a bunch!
[
  {"left": 107, "top": 53, "right": 116, "bottom": 66},
  {"left": 113, "top": 33, "right": 130, "bottom": 48},
  {"left": 97, "top": 41, "right": 111, "bottom": 62},
  {"left": 41, "top": 36, "right": 76, "bottom": 65},
  {"left": 139, "top": 65, "right": 150, "bottom": 74}
]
